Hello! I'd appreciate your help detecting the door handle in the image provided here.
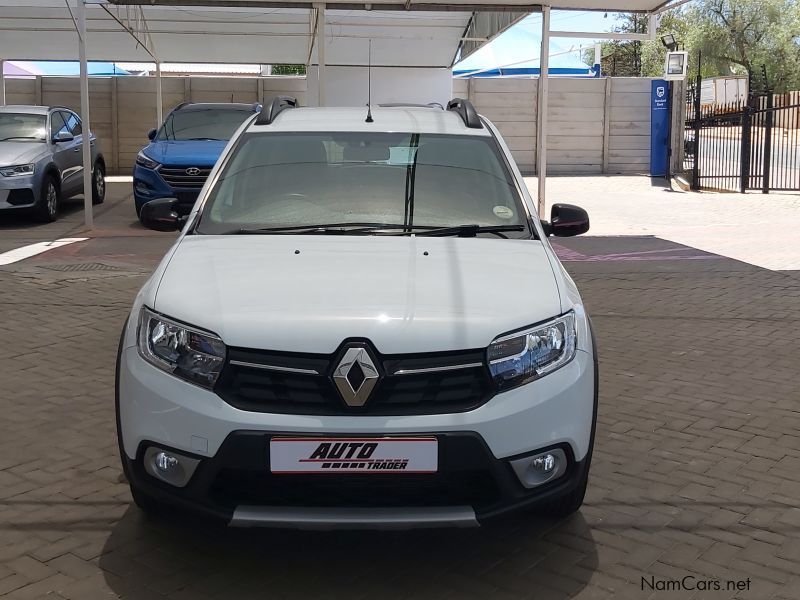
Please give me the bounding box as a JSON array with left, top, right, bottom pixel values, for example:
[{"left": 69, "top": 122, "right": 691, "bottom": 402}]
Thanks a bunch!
[{"left": 73, "top": 147, "right": 81, "bottom": 152}]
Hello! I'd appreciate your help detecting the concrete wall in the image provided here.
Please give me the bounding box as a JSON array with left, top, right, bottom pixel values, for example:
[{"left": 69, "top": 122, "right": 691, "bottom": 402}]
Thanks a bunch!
[
  {"left": 5, "top": 75, "right": 655, "bottom": 175},
  {"left": 454, "top": 76, "right": 654, "bottom": 174}
]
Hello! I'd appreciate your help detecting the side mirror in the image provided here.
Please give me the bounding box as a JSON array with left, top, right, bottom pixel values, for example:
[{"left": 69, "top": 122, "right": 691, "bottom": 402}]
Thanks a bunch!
[
  {"left": 140, "top": 198, "right": 184, "bottom": 232},
  {"left": 147, "top": 128, "right": 158, "bottom": 141},
  {"left": 546, "top": 203, "right": 590, "bottom": 237},
  {"left": 53, "top": 131, "right": 74, "bottom": 143}
]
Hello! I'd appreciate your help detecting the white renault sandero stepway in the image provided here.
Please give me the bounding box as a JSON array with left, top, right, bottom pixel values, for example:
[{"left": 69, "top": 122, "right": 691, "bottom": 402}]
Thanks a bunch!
[{"left": 116, "top": 97, "right": 598, "bottom": 529}]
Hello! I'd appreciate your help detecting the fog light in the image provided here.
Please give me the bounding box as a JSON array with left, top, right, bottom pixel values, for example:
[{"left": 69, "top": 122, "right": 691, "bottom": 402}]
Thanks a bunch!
[
  {"left": 509, "top": 448, "right": 567, "bottom": 488},
  {"left": 143, "top": 446, "right": 201, "bottom": 488},
  {"left": 532, "top": 454, "right": 556, "bottom": 473},
  {"left": 134, "top": 181, "right": 152, "bottom": 196},
  {"left": 155, "top": 452, "right": 179, "bottom": 472}
]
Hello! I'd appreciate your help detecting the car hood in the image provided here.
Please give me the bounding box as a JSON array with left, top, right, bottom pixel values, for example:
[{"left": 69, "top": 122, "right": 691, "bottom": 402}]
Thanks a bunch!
[
  {"left": 153, "top": 235, "right": 562, "bottom": 354},
  {"left": 143, "top": 140, "right": 228, "bottom": 166},
  {"left": 0, "top": 141, "right": 48, "bottom": 165}
]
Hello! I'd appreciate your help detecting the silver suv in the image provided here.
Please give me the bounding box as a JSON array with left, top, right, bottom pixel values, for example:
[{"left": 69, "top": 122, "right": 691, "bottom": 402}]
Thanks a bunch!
[{"left": 0, "top": 105, "right": 105, "bottom": 222}]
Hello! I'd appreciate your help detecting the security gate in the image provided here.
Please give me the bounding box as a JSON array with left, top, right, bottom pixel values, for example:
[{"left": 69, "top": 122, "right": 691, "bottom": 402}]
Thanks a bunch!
[
  {"left": 684, "top": 76, "right": 800, "bottom": 193},
  {"left": 743, "top": 94, "right": 800, "bottom": 192}
]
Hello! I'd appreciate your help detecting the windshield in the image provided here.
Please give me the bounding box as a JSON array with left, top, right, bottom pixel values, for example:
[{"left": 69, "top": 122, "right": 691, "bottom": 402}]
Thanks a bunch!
[
  {"left": 196, "top": 132, "right": 529, "bottom": 237},
  {"left": 0, "top": 113, "right": 47, "bottom": 142},
  {"left": 157, "top": 108, "right": 252, "bottom": 141}
]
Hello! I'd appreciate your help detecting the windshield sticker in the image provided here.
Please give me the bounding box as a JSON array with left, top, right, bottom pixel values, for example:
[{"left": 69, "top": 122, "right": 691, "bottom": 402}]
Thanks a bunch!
[
  {"left": 493, "top": 206, "right": 514, "bottom": 220},
  {"left": 389, "top": 146, "right": 418, "bottom": 165}
]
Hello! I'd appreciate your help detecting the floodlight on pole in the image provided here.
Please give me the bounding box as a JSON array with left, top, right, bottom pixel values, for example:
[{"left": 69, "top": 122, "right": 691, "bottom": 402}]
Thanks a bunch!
[{"left": 660, "top": 34, "right": 677, "bottom": 51}]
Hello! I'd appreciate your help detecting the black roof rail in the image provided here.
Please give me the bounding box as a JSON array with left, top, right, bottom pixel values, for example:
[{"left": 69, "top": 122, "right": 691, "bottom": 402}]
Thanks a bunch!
[
  {"left": 256, "top": 96, "right": 298, "bottom": 125},
  {"left": 378, "top": 102, "right": 444, "bottom": 109},
  {"left": 446, "top": 98, "right": 483, "bottom": 129}
]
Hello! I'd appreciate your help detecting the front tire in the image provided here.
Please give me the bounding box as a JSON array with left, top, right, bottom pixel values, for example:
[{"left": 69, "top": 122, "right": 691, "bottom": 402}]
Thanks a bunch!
[
  {"left": 92, "top": 162, "right": 106, "bottom": 205},
  {"left": 34, "top": 175, "right": 60, "bottom": 223}
]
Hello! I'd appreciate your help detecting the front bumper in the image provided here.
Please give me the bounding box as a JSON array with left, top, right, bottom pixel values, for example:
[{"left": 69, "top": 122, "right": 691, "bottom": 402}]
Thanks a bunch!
[
  {"left": 0, "top": 175, "right": 37, "bottom": 209},
  {"left": 132, "top": 164, "right": 200, "bottom": 213},
  {"left": 119, "top": 347, "right": 595, "bottom": 461},
  {"left": 118, "top": 344, "right": 595, "bottom": 527},
  {"left": 123, "top": 432, "right": 589, "bottom": 527}
]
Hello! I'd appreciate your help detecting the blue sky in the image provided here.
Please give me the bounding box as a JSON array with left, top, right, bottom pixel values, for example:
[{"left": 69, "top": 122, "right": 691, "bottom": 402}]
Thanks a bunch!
[{"left": 455, "top": 10, "right": 623, "bottom": 72}]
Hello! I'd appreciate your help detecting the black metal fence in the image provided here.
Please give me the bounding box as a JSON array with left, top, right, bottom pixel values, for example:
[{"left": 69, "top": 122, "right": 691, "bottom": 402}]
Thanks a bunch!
[{"left": 684, "top": 77, "right": 800, "bottom": 193}]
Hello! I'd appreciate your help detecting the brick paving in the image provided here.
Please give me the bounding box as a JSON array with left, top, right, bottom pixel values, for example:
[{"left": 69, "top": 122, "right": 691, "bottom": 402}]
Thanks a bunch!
[
  {"left": 0, "top": 183, "right": 799, "bottom": 599},
  {"left": 527, "top": 175, "right": 800, "bottom": 272}
]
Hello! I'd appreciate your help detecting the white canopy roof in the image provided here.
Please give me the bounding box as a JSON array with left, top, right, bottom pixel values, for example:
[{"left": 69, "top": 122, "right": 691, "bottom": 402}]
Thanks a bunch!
[
  {"left": 0, "top": 1, "right": 529, "bottom": 68},
  {"left": 0, "top": 0, "right": 670, "bottom": 67}
]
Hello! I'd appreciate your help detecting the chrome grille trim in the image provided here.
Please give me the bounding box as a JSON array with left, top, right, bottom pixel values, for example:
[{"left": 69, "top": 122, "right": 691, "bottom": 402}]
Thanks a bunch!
[
  {"left": 228, "top": 360, "right": 320, "bottom": 375},
  {"left": 392, "top": 362, "right": 484, "bottom": 376}
]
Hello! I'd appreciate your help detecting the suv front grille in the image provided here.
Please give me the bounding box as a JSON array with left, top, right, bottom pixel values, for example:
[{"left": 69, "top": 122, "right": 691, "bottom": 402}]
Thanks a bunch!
[
  {"left": 158, "top": 165, "right": 212, "bottom": 189},
  {"left": 215, "top": 344, "right": 494, "bottom": 416}
]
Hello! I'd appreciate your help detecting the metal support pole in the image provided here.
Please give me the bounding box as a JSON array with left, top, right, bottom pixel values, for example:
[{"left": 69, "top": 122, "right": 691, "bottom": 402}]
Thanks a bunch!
[
  {"left": 664, "top": 80, "right": 673, "bottom": 180},
  {"left": 593, "top": 43, "right": 601, "bottom": 77},
  {"left": 76, "top": 0, "right": 93, "bottom": 229},
  {"left": 0, "top": 59, "right": 5, "bottom": 106},
  {"left": 535, "top": 6, "right": 550, "bottom": 218},
  {"left": 690, "top": 52, "right": 701, "bottom": 190},
  {"left": 156, "top": 61, "right": 163, "bottom": 127},
  {"left": 740, "top": 95, "right": 753, "bottom": 193},
  {"left": 315, "top": 3, "right": 326, "bottom": 107},
  {"left": 762, "top": 92, "right": 774, "bottom": 194}
]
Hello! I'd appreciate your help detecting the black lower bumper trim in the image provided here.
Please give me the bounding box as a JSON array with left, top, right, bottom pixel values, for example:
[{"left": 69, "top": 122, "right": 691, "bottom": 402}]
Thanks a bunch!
[{"left": 124, "top": 431, "right": 588, "bottom": 526}]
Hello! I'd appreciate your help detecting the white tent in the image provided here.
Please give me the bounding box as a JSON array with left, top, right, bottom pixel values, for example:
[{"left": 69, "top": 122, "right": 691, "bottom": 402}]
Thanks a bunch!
[{"left": 0, "top": 0, "right": 673, "bottom": 227}]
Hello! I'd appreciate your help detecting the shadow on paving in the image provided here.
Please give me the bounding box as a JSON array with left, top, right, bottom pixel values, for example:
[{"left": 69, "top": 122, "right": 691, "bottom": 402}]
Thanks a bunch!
[{"left": 98, "top": 508, "right": 598, "bottom": 598}]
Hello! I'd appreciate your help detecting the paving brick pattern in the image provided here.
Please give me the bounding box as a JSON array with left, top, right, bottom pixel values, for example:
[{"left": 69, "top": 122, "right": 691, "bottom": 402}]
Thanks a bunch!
[{"left": 1, "top": 187, "right": 799, "bottom": 599}]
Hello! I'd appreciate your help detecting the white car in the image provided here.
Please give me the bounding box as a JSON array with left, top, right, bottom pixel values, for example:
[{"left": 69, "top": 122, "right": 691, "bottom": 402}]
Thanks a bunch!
[{"left": 116, "top": 97, "right": 597, "bottom": 529}]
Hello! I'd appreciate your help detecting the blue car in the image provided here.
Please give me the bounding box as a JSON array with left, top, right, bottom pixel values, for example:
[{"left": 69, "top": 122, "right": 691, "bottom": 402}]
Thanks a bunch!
[{"left": 133, "top": 102, "right": 260, "bottom": 217}]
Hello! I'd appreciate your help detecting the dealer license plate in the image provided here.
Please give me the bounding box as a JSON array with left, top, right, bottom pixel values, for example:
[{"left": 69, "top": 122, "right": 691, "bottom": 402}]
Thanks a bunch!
[{"left": 270, "top": 437, "right": 438, "bottom": 474}]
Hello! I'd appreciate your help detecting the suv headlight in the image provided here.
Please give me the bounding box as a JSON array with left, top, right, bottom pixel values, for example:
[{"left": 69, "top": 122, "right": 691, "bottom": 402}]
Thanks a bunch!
[
  {"left": 137, "top": 307, "right": 226, "bottom": 389},
  {"left": 136, "top": 151, "right": 160, "bottom": 170},
  {"left": 0, "top": 163, "right": 34, "bottom": 177},
  {"left": 487, "top": 311, "right": 576, "bottom": 391}
]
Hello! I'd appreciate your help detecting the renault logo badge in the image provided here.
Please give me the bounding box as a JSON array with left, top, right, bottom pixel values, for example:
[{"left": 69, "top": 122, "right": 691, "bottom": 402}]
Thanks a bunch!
[{"left": 332, "top": 346, "right": 379, "bottom": 407}]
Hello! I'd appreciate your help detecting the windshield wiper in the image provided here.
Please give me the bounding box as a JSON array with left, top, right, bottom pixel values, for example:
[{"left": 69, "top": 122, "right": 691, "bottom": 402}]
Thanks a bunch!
[
  {"left": 392, "top": 224, "right": 526, "bottom": 238},
  {"left": 186, "top": 137, "right": 225, "bottom": 141},
  {"left": 0, "top": 136, "right": 42, "bottom": 141},
  {"left": 234, "top": 223, "right": 411, "bottom": 235},
  {"left": 225, "top": 223, "right": 526, "bottom": 238}
]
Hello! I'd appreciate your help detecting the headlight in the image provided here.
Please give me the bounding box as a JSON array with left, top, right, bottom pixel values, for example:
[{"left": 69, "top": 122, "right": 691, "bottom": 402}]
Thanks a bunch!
[
  {"left": 0, "top": 163, "right": 34, "bottom": 177},
  {"left": 136, "top": 151, "right": 160, "bottom": 170},
  {"left": 487, "top": 312, "right": 576, "bottom": 391},
  {"left": 137, "top": 307, "right": 226, "bottom": 389}
]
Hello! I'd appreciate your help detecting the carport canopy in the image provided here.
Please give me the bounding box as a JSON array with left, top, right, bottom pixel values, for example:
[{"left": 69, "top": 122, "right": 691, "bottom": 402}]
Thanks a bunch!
[{"left": 0, "top": 0, "right": 672, "bottom": 228}]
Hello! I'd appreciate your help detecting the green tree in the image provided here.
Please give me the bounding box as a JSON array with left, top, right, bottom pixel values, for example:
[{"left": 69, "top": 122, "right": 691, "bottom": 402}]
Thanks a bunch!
[
  {"left": 271, "top": 64, "right": 307, "bottom": 76},
  {"left": 645, "top": 0, "right": 800, "bottom": 91},
  {"left": 596, "top": 13, "right": 650, "bottom": 76}
]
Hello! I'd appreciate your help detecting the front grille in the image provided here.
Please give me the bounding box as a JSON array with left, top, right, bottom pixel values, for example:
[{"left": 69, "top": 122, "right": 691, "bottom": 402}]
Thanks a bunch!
[
  {"left": 158, "top": 165, "right": 212, "bottom": 189},
  {"left": 215, "top": 344, "right": 494, "bottom": 415},
  {"left": 209, "top": 469, "right": 501, "bottom": 510}
]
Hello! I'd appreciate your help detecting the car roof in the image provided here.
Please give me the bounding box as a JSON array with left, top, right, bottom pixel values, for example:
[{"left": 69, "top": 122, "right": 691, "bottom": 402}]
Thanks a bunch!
[
  {"left": 247, "top": 106, "right": 492, "bottom": 137},
  {"left": 176, "top": 102, "right": 259, "bottom": 112},
  {"left": 0, "top": 105, "right": 51, "bottom": 115}
]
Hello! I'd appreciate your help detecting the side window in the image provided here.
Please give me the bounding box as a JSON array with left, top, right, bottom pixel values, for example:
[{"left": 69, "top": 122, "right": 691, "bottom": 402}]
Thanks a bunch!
[
  {"left": 50, "top": 112, "right": 69, "bottom": 139},
  {"left": 64, "top": 112, "right": 83, "bottom": 136}
]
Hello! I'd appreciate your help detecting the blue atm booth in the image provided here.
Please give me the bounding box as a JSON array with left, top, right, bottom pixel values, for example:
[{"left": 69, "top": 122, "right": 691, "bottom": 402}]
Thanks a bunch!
[{"left": 650, "top": 79, "right": 670, "bottom": 177}]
